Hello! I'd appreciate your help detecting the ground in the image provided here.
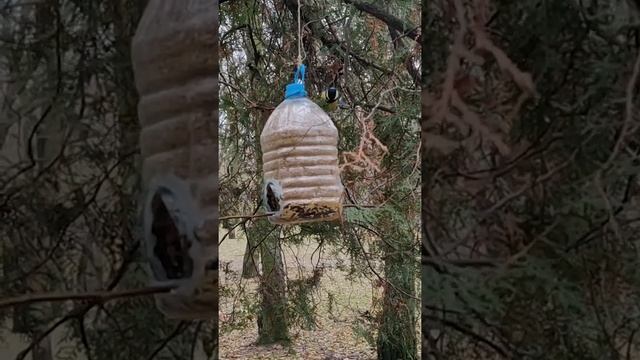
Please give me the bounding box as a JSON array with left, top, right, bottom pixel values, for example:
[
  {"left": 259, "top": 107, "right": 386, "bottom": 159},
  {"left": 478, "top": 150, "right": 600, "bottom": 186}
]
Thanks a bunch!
[{"left": 218, "top": 228, "right": 378, "bottom": 360}]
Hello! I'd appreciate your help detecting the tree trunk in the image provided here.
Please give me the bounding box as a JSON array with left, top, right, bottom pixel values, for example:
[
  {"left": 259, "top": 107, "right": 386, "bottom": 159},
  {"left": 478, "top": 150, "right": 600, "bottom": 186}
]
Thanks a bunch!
[
  {"left": 242, "top": 233, "right": 260, "bottom": 278},
  {"left": 244, "top": 107, "right": 289, "bottom": 342},
  {"left": 376, "top": 219, "right": 418, "bottom": 359},
  {"left": 254, "top": 223, "right": 289, "bottom": 343}
]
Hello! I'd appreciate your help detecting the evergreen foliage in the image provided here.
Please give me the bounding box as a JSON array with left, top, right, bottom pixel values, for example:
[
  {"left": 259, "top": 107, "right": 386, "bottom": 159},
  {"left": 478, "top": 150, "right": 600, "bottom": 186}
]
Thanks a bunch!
[{"left": 423, "top": 1, "right": 640, "bottom": 358}]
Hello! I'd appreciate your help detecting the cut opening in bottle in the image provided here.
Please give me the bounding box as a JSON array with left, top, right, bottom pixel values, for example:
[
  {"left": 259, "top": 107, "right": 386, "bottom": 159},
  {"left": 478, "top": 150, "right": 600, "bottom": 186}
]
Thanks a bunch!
[{"left": 149, "top": 189, "right": 194, "bottom": 281}]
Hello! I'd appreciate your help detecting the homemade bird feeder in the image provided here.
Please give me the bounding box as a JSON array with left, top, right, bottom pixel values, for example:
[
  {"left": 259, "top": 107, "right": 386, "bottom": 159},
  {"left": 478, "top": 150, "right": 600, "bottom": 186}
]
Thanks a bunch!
[
  {"left": 260, "top": 64, "right": 344, "bottom": 225},
  {"left": 131, "top": 0, "right": 217, "bottom": 320}
]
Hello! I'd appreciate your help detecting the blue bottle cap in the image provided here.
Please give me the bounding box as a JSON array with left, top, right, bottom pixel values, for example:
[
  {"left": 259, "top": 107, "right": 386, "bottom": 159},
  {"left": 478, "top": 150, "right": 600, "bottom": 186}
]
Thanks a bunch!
[
  {"left": 285, "top": 83, "right": 307, "bottom": 99},
  {"left": 284, "top": 64, "right": 307, "bottom": 99}
]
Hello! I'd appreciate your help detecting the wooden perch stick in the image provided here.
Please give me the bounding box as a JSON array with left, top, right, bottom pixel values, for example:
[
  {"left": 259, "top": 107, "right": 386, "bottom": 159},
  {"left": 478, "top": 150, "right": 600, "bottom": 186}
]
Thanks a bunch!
[
  {"left": 219, "top": 213, "right": 273, "bottom": 221},
  {"left": 0, "top": 285, "right": 174, "bottom": 310},
  {"left": 218, "top": 204, "right": 380, "bottom": 221}
]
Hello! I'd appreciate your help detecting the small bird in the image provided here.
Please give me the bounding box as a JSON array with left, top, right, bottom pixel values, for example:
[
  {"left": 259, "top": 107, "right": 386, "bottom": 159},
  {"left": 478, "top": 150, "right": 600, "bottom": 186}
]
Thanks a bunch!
[{"left": 317, "top": 86, "right": 340, "bottom": 112}]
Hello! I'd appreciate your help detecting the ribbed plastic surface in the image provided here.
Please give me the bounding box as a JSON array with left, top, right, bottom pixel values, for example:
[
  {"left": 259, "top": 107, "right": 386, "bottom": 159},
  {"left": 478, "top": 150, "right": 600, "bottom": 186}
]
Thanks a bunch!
[
  {"left": 131, "top": 0, "right": 217, "bottom": 319},
  {"left": 261, "top": 97, "right": 343, "bottom": 225}
]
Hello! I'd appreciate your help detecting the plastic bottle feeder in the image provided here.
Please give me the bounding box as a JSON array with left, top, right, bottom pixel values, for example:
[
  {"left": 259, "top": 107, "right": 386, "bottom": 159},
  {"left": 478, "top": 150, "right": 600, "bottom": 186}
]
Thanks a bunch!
[{"left": 260, "top": 64, "right": 343, "bottom": 225}]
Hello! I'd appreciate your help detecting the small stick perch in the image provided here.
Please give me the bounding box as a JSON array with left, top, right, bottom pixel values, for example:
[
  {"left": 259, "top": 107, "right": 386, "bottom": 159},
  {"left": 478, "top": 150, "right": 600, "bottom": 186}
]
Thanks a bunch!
[
  {"left": 218, "top": 204, "right": 380, "bottom": 221},
  {"left": 0, "top": 285, "right": 174, "bottom": 310}
]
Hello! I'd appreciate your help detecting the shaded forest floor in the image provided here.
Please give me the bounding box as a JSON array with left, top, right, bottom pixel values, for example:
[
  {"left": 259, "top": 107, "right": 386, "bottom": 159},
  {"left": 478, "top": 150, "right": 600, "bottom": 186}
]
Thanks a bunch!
[{"left": 219, "top": 229, "right": 378, "bottom": 360}]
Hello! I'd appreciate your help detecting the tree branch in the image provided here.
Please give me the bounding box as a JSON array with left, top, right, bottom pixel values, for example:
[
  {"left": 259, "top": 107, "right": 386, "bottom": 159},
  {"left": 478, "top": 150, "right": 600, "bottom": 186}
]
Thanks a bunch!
[
  {"left": 0, "top": 285, "right": 173, "bottom": 310},
  {"left": 146, "top": 321, "right": 190, "bottom": 360},
  {"left": 342, "top": 0, "right": 421, "bottom": 43},
  {"left": 14, "top": 241, "right": 142, "bottom": 360},
  {"left": 283, "top": 0, "right": 392, "bottom": 74}
]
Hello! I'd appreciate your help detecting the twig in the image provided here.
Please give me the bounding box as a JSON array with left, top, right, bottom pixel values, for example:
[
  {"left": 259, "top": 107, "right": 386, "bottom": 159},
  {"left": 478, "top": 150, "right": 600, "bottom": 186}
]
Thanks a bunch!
[
  {"left": 423, "top": 314, "right": 510, "bottom": 358},
  {"left": 219, "top": 79, "right": 275, "bottom": 110},
  {"left": 586, "top": 49, "right": 640, "bottom": 247},
  {"left": 16, "top": 308, "right": 88, "bottom": 360},
  {"left": 341, "top": 0, "right": 421, "bottom": 42},
  {"left": 146, "top": 321, "right": 190, "bottom": 360},
  {"left": 219, "top": 212, "right": 272, "bottom": 221},
  {"left": 78, "top": 316, "right": 93, "bottom": 360},
  {"left": 190, "top": 321, "right": 204, "bottom": 360},
  {"left": 15, "top": 242, "right": 142, "bottom": 360},
  {"left": 0, "top": 285, "right": 174, "bottom": 310},
  {"left": 219, "top": 204, "right": 380, "bottom": 221},
  {"left": 601, "top": 47, "right": 640, "bottom": 171},
  {"left": 350, "top": 223, "right": 420, "bottom": 301}
]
